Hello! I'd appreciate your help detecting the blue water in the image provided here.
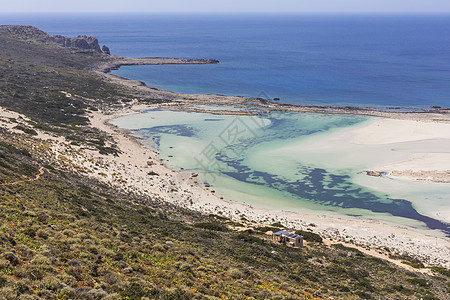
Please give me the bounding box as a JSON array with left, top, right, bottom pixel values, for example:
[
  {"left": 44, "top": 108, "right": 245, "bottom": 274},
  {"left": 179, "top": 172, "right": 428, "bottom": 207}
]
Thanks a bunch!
[
  {"left": 2, "top": 13, "right": 450, "bottom": 107},
  {"left": 111, "top": 109, "right": 450, "bottom": 236}
]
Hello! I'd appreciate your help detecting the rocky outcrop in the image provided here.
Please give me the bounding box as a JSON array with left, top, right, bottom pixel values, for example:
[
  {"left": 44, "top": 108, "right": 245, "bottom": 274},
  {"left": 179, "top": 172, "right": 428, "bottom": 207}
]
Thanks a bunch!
[
  {"left": 97, "top": 57, "right": 220, "bottom": 73},
  {"left": 365, "top": 170, "right": 384, "bottom": 177},
  {"left": 0, "top": 25, "right": 48, "bottom": 39},
  {"left": 101, "top": 45, "right": 110, "bottom": 55},
  {"left": 45, "top": 35, "right": 110, "bottom": 54},
  {"left": 0, "top": 25, "right": 110, "bottom": 54}
]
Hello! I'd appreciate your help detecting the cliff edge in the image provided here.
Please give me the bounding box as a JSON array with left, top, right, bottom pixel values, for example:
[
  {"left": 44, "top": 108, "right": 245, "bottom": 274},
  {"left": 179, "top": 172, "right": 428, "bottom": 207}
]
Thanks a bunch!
[{"left": 0, "top": 25, "right": 110, "bottom": 54}]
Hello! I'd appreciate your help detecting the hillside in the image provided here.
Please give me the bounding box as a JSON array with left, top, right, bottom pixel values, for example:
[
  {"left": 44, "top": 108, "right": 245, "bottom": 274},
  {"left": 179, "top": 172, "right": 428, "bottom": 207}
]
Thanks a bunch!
[{"left": 0, "top": 25, "right": 448, "bottom": 299}]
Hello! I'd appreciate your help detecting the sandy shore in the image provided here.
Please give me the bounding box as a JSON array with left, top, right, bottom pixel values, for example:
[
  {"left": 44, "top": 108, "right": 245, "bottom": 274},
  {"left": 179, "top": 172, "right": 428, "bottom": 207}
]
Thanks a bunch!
[
  {"left": 68, "top": 60, "right": 450, "bottom": 268},
  {"left": 354, "top": 118, "right": 450, "bottom": 182},
  {"left": 84, "top": 105, "right": 450, "bottom": 268},
  {"left": 1, "top": 102, "right": 449, "bottom": 268}
]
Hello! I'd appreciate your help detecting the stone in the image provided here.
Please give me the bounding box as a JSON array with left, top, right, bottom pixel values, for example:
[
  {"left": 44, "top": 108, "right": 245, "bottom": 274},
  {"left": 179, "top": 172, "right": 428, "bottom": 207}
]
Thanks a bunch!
[
  {"left": 101, "top": 45, "right": 110, "bottom": 55},
  {"left": 365, "top": 170, "right": 384, "bottom": 177}
]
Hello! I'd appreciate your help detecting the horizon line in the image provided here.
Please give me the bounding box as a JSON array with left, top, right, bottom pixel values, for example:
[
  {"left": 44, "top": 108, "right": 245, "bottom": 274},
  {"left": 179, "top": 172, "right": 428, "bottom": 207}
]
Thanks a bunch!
[{"left": 2, "top": 11, "right": 450, "bottom": 15}]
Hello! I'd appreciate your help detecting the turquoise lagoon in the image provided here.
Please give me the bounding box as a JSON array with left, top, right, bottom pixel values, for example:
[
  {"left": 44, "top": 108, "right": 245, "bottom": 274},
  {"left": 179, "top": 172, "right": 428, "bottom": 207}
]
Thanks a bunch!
[{"left": 110, "top": 109, "right": 450, "bottom": 236}]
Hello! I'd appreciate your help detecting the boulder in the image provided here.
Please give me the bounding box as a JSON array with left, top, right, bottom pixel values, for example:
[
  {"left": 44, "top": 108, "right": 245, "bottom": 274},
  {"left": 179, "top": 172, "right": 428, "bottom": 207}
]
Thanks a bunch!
[
  {"left": 365, "top": 170, "right": 384, "bottom": 177},
  {"left": 101, "top": 45, "right": 110, "bottom": 55}
]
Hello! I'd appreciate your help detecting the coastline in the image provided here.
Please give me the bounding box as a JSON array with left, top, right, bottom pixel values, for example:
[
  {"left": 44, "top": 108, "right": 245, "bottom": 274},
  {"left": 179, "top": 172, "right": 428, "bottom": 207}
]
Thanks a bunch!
[
  {"left": 78, "top": 102, "right": 449, "bottom": 268},
  {"left": 97, "top": 55, "right": 450, "bottom": 122},
  {"left": 58, "top": 58, "right": 448, "bottom": 268},
  {"left": 96, "top": 56, "right": 219, "bottom": 73}
]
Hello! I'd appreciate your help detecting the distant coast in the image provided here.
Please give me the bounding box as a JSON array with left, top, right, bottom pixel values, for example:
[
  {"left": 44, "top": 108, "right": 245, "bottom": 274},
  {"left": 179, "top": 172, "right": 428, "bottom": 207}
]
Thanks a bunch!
[
  {"left": 97, "top": 55, "right": 450, "bottom": 122},
  {"left": 97, "top": 56, "right": 219, "bottom": 73}
]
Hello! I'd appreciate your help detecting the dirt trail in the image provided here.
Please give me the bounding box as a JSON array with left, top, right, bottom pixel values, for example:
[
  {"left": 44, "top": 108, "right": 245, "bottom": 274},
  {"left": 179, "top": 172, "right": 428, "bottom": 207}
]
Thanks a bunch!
[
  {"left": 1, "top": 166, "right": 44, "bottom": 186},
  {"left": 322, "top": 238, "right": 433, "bottom": 275}
]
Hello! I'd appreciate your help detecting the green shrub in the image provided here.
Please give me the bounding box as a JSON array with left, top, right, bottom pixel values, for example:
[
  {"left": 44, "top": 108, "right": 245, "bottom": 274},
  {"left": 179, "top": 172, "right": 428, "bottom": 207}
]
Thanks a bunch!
[
  {"left": 254, "top": 226, "right": 280, "bottom": 233},
  {"left": 402, "top": 260, "right": 424, "bottom": 269},
  {"left": 0, "top": 260, "right": 11, "bottom": 270},
  {"left": 428, "top": 266, "right": 450, "bottom": 277},
  {"left": 193, "top": 222, "right": 228, "bottom": 232},
  {"left": 407, "top": 278, "right": 429, "bottom": 287},
  {"left": 14, "top": 125, "right": 37, "bottom": 135},
  {"left": 31, "top": 255, "right": 51, "bottom": 266},
  {"left": 331, "top": 244, "right": 363, "bottom": 255},
  {"left": 0, "top": 287, "right": 17, "bottom": 299},
  {"left": 40, "top": 276, "right": 63, "bottom": 291},
  {"left": 228, "top": 268, "right": 244, "bottom": 279},
  {"left": 295, "top": 230, "right": 322, "bottom": 243}
]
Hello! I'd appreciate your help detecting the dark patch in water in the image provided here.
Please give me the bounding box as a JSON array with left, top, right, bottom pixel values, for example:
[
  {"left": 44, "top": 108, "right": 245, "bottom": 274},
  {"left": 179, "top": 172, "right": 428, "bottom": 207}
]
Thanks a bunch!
[
  {"left": 140, "top": 125, "right": 196, "bottom": 137},
  {"left": 216, "top": 132, "right": 449, "bottom": 236},
  {"left": 136, "top": 112, "right": 450, "bottom": 236},
  {"left": 221, "top": 163, "right": 450, "bottom": 237}
]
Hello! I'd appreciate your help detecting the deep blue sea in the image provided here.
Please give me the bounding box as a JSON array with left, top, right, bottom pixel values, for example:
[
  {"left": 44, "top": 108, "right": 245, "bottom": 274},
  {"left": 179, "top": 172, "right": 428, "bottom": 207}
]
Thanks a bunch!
[{"left": 2, "top": 13, "right": 450, "bottom": 107}]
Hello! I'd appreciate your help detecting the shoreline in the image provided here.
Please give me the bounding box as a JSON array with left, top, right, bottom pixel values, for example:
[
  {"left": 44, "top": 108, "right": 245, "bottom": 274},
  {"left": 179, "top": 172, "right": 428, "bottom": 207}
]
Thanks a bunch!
[
  {"left": 96, "top": 56, "right": 219, "bottom": 73},
  {"left": 81, "top": 103, "right": 450, "bottom": 268},
  {"left": 97, "top": 55, "right": 450, "bottom": 122},
  {"left": 96, "top": 58, "right": 450, "bottom": 185},
  {"left": 84, "top": 58, "right": 450, "bottom": 267},
  {"left": 2, "top": 89, "right": 449, "bottom": 268},
  {"left": 79, "top": 58, "right": 450, "bottom": 267}
]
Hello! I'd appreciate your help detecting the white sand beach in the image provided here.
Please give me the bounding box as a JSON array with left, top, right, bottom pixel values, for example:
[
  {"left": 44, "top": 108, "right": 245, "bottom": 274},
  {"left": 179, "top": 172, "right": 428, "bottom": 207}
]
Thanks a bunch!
[
  {"left": 2, "top": 103, "right": 449, "bottom": 268},
  {"left": 86, "top": 107, "right": 450, "bottom": 268}
]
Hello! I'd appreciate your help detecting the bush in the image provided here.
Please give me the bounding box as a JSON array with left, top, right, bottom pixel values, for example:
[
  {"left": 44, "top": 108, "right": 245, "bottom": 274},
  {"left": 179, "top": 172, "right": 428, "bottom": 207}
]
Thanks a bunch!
[
  {"left": 428, "top": 266, "right": 450, "bottom": 277},
  {"left": 193, "top": 222, "right": 228, "bottom": 232},
  {"left": 236, "top": 233, "right": 264, "bottom": 245},
  {"left": 40, "top": 276, "right": 63, "bottom": 291},
  {"left": 31, "top": 255, "right": 51, "bottom": 266},
  {"left": 331, "top": 244, "right": 363, "bottom": 256},
  {"left": 0, "top": 260, "right": 11, "bottom": 270},
  {"left": 407, "top": 278, "right": 428, "bottom": 287},
  {"left": 228, "top": 268, "right": 244, "bottom": 279},
  {"left": 0, "top": 287, "right": 17, "bottom": 299},
  {"left": 103, "top": 293, "right": 122, "bottom": 300},
  {"left": 254, "top": 226, "right": 280, "bottom": 233},
  {"left": 402, "top": 260, "right": 424, "bottom": 269},
  {"left": 295, "top": 230, "right": 322, "bottom": 243},
  {"left": 14, "top": 125, "right": 37, "bottom": 135}
]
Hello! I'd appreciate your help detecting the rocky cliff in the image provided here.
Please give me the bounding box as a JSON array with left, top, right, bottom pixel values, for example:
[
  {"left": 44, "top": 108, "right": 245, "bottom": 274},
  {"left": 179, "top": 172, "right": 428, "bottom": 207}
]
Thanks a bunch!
[
  {"left": 45, "top": 34, "right": 110, "bottom": 54},
  {"left": 0, "top": 25, "right": 110, "bottom": 54}
]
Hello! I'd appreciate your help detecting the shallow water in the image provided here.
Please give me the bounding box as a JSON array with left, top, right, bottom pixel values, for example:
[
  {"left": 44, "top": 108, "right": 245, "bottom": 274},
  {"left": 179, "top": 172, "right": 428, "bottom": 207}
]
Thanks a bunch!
[{"left": 111, "top": 110, "right": 450, "bottom": 236}]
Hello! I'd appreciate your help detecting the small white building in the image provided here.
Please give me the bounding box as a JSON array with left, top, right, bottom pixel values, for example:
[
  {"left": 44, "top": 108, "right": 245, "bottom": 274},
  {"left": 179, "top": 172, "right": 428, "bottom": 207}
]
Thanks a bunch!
[{"left": 272, "top": 230, "right": 303, "bottom": 247}]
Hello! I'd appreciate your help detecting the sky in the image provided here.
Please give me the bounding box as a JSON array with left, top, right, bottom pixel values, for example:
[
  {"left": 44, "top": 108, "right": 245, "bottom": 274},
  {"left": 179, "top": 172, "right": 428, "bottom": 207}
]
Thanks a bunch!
[{"left": 1, "top": 0, "right": 450, "bottom": 14}]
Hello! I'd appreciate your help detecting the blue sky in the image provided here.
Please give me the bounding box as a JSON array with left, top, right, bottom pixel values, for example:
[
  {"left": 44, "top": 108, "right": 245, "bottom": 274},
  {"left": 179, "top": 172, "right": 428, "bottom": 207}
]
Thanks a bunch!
[{"left": 2, "top": 0, "right": 450, "bottom": 13}]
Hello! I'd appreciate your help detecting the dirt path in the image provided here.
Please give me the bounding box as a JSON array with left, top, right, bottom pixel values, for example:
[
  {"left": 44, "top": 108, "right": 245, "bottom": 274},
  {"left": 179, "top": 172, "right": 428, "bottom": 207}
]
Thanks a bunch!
[
  {"left": 1, "top": 166, "right": 45, "bottom": 186},
  {"left": 322, "top": 238, "right": 433, "bottom": 275}
]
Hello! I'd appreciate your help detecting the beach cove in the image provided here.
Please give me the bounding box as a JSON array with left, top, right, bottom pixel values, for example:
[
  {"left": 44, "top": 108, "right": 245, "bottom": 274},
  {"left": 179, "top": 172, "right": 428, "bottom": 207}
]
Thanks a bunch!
[
  {"left": 78, "top": 102, "right": 450, "bottom": 268},
  {"left": 7, "top": 13, "right": 446, "bottom": 267},
  {"left": 71, "top": 48, "right": 450, "bottom": 268}
]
